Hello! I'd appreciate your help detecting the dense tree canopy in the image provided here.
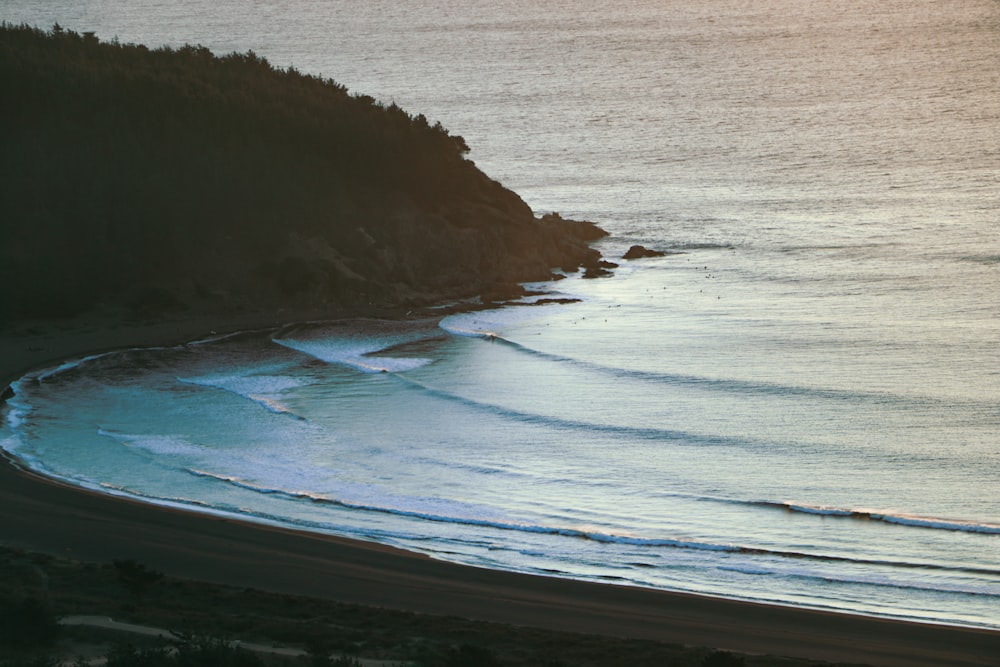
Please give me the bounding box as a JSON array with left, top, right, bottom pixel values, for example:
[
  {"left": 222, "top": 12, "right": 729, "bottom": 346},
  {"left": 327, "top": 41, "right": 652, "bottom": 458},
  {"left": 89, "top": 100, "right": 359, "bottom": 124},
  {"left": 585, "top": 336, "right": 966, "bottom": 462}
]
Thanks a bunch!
[{"left": 0, "top": 24, "right": 605, "bottom": 325}]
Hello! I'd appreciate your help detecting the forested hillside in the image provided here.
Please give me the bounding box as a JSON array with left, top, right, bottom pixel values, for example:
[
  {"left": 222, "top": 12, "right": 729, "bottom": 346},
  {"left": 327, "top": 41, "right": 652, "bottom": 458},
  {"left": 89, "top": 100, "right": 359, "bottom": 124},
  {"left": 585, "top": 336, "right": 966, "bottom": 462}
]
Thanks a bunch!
[{"left": 0, "top": 24, "right": 606, "bottom": 324}]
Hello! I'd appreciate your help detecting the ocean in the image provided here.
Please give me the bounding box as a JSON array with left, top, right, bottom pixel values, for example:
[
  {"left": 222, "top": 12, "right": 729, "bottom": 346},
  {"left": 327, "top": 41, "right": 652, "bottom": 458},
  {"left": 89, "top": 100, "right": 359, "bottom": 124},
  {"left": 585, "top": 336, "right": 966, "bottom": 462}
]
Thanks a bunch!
[{"left": 2, "top": 0, "right": 998, "bottom": 630}]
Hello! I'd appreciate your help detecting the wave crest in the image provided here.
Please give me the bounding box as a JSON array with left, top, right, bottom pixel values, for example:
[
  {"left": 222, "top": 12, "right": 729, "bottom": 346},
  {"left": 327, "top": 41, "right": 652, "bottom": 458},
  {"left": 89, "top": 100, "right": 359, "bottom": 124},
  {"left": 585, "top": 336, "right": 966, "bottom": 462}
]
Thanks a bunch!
[
  {"left": 186, "top": 469, "right": 1000, "bottom": 578},
  {"left": 770, "top": 501, "right": 1000, "bottom": 535},
  {"left": 272, "top": 337, "right": 432, "bottom": 373}
]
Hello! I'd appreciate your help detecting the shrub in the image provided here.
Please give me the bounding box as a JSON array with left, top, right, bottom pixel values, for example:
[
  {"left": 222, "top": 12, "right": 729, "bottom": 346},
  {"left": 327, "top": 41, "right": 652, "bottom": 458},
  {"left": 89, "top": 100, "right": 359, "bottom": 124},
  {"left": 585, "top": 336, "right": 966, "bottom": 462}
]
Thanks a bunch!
[
  {"left": 104, "top": 637, "right": 265, "bottom": 666},
  {"left": 444, "top": 644, "right": 502, "bottom": 667},
  {"left": 112, "top": 559, "right": 164, "bottom": 607},
  {"left": 702, "top": 650, "right": 746, "bottom": 667},
  {"left": 0, "top": 597, "right": 59, "bottom": 648}
]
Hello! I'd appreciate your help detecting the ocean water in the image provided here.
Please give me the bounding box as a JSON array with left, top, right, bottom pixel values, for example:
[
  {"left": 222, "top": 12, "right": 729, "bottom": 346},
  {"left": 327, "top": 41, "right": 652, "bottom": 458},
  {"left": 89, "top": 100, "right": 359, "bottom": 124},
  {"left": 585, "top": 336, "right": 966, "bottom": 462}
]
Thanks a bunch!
[{"left": 2, "top": 0, "right": 999, "bottom": 629}]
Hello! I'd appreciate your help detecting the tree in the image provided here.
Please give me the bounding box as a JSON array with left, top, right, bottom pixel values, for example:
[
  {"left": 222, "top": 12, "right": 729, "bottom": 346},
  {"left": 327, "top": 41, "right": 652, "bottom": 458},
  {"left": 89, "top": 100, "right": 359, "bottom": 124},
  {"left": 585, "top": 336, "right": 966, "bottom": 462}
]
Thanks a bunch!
[
  {"left": 702, "top": 650, "right": 746, "bottom": 667},
  {"left": 104, "top": 637, "right": 266, "bottom": 667},
  {"left": 0, "top": 596, "right": 60, "bottom": 648},
  {"left": 112, "top": 559, "right": 164, "bottom": 607},
  {"left": 444, "top": 644, "right": 502, "bottom": 667}
]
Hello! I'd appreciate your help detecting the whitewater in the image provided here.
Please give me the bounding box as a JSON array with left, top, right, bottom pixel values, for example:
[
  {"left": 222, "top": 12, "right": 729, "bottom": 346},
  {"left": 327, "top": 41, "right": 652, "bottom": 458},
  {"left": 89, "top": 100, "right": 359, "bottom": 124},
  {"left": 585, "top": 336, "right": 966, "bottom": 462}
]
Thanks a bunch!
[{"left": 2, "top": 0, "right": 998, "bottom": 629}]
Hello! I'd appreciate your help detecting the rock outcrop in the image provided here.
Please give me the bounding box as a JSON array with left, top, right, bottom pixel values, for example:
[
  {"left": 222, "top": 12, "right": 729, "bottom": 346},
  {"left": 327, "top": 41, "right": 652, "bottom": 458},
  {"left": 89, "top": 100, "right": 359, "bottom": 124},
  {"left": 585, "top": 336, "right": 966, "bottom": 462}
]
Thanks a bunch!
[{"left": 622, "top": 245, "right": 668, "bottom": 260}]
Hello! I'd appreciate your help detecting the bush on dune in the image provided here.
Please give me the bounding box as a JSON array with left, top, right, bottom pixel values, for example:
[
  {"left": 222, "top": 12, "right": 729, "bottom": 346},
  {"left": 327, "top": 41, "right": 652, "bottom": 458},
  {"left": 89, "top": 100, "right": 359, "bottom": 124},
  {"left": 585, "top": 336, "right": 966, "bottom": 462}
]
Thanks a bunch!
[{"left": 0, "top": 597, "right": 59, "bottom": 649}]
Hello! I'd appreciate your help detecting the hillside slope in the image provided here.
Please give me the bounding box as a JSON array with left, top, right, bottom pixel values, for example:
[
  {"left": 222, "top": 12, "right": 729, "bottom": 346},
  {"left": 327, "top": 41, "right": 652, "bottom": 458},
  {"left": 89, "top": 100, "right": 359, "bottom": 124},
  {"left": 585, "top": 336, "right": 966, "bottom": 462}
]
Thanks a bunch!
[{"left": 0, "top": 24, "right": 607, "bottom": 326}]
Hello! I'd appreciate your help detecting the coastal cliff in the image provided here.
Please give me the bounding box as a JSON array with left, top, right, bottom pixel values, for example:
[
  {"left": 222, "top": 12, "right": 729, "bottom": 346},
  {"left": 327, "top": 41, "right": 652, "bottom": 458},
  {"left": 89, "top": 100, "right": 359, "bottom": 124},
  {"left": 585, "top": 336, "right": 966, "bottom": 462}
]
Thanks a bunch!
[{"left": 0, "top": 24, "right": 606, "bottom": 328}]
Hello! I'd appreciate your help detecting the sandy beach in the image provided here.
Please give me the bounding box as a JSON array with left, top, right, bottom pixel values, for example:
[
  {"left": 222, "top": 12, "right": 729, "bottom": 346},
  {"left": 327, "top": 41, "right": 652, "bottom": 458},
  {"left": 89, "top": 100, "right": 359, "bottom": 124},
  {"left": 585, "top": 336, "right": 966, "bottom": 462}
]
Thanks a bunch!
[{"left": 2, "top": 316, "right": 999, "bottom": 667}]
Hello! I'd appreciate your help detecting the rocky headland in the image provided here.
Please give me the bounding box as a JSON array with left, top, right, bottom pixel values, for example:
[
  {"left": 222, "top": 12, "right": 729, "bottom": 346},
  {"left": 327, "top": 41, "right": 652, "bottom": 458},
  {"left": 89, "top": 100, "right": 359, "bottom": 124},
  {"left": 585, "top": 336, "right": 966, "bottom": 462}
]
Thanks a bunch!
[{"left": 0, "top": 24, "right": 607, "bottom": 332}]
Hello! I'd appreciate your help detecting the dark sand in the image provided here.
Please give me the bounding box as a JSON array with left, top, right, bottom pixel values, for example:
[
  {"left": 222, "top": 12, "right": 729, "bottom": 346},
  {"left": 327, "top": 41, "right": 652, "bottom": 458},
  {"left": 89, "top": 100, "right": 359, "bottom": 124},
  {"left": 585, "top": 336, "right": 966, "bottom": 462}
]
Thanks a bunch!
[{"left": 2, "top": 317, "right": 999, "bottom": 667}]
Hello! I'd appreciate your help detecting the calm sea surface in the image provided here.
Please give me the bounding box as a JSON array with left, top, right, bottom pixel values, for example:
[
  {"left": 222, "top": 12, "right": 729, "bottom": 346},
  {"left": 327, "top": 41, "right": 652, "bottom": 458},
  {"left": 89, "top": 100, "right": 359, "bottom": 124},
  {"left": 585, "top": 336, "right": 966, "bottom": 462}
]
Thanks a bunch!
[{"left": 3, "top": 0, "right": 999, "bottom": 628}]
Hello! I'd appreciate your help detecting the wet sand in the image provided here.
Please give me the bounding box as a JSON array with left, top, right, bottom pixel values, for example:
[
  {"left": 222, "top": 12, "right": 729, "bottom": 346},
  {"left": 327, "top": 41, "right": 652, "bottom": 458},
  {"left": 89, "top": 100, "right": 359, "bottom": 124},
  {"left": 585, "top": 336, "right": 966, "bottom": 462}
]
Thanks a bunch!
[{"left": 2, "top": 317, "right": 999, "bottom": 667}]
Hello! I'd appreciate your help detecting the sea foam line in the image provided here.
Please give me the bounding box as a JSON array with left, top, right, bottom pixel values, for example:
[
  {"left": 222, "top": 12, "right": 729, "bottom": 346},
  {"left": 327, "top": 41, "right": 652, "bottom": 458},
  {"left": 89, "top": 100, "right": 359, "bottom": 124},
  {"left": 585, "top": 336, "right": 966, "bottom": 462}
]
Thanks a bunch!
[
  {"left": 390, "top": 373, "right": 765, "bottom": 450},
  {"left": 438, "top": 322, "right": 962, "bottom": 409},
  {"left": 186, "top": 469, "right": 1000, "bottom": 578},
  {"left": 717, "top": 563, "right": 1000, "bottom": 598},
  {"left": 185, "top": 468, "right": 740, "bottom": 549},
  {"left": 641, "top": 490, "right": 1000, "bottom": 538},
  {"left": 175, "top": 376, "right": 307, "bottom": 420},
  {"left": 271, "top": 336, "right": 432, "bottom": 374},
  {"left": 33, "top": 351, "right": 121, "bottom": 381},
  {"left": 764, "top": 501, "right": 1000, "bottom": 535},
  {"left": 31, "top": 340, "right": 195, "bottom": 382}
]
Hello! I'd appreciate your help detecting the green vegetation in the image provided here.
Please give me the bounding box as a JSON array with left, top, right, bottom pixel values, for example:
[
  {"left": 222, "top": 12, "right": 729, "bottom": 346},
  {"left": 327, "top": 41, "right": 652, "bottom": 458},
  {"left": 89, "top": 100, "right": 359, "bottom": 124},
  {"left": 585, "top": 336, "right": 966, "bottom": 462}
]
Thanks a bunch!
[
  {"left": 112, "top": 559, "right": 164, "bottom": 608},
  {"left": 0, "top": 547, "right": 847, "bottom": 667},
  {"left": 104, "top": 637, "right": 267, "bottom": 667},
  {"left": 0, "top": 597, "right": 59, "bottom": 649},
  {"left": 0, "top": 24, "right": 606, "bottom": 325}
]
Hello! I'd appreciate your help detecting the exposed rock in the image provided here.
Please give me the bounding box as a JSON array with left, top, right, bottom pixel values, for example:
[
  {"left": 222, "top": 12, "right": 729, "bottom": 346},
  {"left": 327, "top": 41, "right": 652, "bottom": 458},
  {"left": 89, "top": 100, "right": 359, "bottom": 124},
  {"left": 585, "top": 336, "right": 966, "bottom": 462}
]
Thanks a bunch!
[
  {"left": 481, "top": 283, "right": 527, "bottom": 303},
  {"left": 524, "top": 298, "right": 581, "bottom": 306},
  {"left": 622, "top": 245, "right": 668, "bottom": 260},
  {"left": 581, "top": 258, "right": 618, "bottom": 279}
]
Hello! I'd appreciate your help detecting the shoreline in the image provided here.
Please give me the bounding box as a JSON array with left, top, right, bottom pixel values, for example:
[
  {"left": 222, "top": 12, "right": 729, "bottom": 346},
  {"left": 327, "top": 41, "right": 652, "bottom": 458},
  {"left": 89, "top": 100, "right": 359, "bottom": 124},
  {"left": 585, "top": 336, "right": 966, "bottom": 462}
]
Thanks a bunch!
[
  {"left": 3, "top": 314, "right": 1000, "bottom": 667},
  {"left": 4, "top": 443, "right": 997, "bottom": 639}
]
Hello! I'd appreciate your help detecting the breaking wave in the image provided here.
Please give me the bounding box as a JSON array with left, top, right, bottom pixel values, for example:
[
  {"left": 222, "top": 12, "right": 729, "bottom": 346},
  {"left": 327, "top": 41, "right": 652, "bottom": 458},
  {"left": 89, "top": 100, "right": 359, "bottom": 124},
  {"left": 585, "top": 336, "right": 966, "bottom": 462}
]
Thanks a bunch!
[
  {"left": 183, "top": 468, "right": 1000, "bottom": 580},
  {"left": 176, "top": 373, "right": 307, "bottom": 419},
  {"left": 761, "top": 501, "right": 1000, "bottom": 535},
  {"left": 272, "top": 336, "right": 432, "bottom": 373},
  {"left": 391, "top": 373, "right": 768, "bottom": 450},
  {"left": 437, "top": 321, "right": 958, "bottom": 409}
]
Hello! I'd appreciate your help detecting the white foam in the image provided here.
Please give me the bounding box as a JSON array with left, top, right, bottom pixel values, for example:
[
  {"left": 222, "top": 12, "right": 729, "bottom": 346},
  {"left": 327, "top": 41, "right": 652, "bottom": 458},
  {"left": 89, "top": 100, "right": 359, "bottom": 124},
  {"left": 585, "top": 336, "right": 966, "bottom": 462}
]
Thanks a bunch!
[
  {"left": 178, "top": 372, "right": 305, "bottom": 396},
  {"left": 272, "top": 337, "right": 431, "bottom": 373},
  {"left": 1, "top": 380, "right": 34, "bottom": 452},
  {"left": 0, "top": 433, "right": 23, "bottom": 457},
  {"left": 31, "top": 344, "right": 179, "bottom": 382},
  {"left": 171, "top": 468, "right": 751, "bottom": 553},
  {"left": 349, "top": 356, "right": 432, "bottom": 373},
  {"left": 785, "top": 503, "right": 856, "bottom": 517},
  {"left": 875, "top": 513, "right": 1000, "bottom": 535},
  {"left": 34, "top": 352, "right": 110, "bottom": 381},
  {"left": 98, "top": 429, "right": 205, "bottom": 458},
  {"left": 438, "top": 308, "right": 544, "bottom": 338},
  {"left": 176, "top": 372, "right": 309, "bottom": 417},
  {"left": 246, "top": 394, "right": 297, "bottom": 416},
  {"left": 3, "top": 400, "right": 28, "bottom": 432},
  {"left": 781, "top": 502, "right": 1000, "bottom": 534}
]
